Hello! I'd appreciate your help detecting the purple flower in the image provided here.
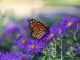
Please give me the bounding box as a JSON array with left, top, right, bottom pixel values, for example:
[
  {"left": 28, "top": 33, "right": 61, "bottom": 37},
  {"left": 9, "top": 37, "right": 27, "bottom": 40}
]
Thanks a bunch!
[
  {"left": 42, "top": 34, "right": 52, "bottom": 43},
  {"left": 0, "top": 52, "right": 18, "bottom": 60},
  {"left": 62, "top": 16, "right": 78, "bottom": 30},
  {"left": 4, "top": 23, "right": 20, "bottom": 36},
  {"left": 40, "top": 32, "right": 53, "bottom": 43},
  {"left": 12, "top": 34, "right": 24, "bottom": 45},
  {"left": 17, "top": 37, "right": 29, "bottom": 49},
  {"left": 49, "top": 25, "right": 60, "bottom": 38},
  {"left": 53, "top": 24, "right": 66, "bottom": 36},
  {"left": 17, "top": 39, "right": 27, "bottom": 49},
  {"left": 41, "top": 23, "right": 66, "bottom": 43},
  {"left": 16, "top": 52, "right": 32, "bottom": 60},
  {"left": 16, "top": 33, "right": 24, "bottom": 40},
  {"left": 76, "top": 44, "right": 80, "bottom": 55},
  {"left": 0, "top": 52, "right": 32, "bottom": 60},
  {"left": 41, "top": 25, "right": 59, "bottom": 43},
  {"left": 25, "top": 40, "right": 45, "bottom": 54}
]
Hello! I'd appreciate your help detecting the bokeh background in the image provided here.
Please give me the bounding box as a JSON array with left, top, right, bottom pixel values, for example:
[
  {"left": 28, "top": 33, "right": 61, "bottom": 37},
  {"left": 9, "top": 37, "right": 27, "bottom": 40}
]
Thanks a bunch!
[
  {"left": 0, "top": 0, "right": 80, "bottom": 27},
  {"left": 0, "top": 0, "right": 80, "bottom": 31}
]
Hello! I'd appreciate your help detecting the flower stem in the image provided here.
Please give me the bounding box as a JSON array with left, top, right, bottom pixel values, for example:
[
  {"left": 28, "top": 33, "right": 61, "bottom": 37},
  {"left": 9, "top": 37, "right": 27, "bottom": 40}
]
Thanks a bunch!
[
  {"left": 52, "top": 39, "right": 56, "bottom": 59},
  {"left": 61, "top": 39, "right": 63, "bottom": 60},
  {"left": 61, "top": 37, "right": 63, "bottom": 60}
]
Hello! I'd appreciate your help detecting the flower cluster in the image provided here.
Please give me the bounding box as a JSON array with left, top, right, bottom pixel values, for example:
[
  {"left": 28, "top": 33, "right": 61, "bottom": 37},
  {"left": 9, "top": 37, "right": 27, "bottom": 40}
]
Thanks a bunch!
[
  {"left": 0, "top": 16, "right": 80, "bottom": 60},
  {"left": 0, "top": 52, "right": 31, "bottom": 60},
  {"left": 16, "top": 16, "right": 80, "bottom": 55}
]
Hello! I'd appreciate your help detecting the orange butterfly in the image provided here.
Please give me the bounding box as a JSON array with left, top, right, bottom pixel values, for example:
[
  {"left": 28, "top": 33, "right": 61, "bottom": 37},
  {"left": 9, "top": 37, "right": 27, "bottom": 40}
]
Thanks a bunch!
[{"left": 28, "top": 19, "right": 48, "bottom": 39}]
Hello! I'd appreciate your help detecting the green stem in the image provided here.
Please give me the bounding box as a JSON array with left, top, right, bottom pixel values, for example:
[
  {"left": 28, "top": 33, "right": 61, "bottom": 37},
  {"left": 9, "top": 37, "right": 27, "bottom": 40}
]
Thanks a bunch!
[
  {"left": 55, "top": 40, "right": 56, "bottom": 58},
  {"left": 61, "top": 37, "right": 63, "bottom": 60},
  {"left": 52, "top": 39, "right": 56, "bottom": 59},
  {"left": 74, "top": 30, "right": 77, "bottom": 41}
]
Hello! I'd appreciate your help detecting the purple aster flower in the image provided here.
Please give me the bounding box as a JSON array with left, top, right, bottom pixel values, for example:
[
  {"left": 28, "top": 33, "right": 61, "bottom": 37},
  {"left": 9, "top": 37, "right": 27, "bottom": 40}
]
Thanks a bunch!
[
  {"left": 54, "top": 24, "right": 66, "bottom": 36},
  {"left": 62, "top": 16, "right": 78, "bottom": 30},
  {"left": 16, "top": 52, "right": 32, "bottom": 60},
  {"left": 0, "top": 52, "right": 18, "bottom": 60},
  {"left": 76, "top": 44, "right": 80, "bottom": 55},
  {"left": 12, "top": 33, "right": 24, "bottom": 45},
  {"left": 49, "top": 25, "right": 60, "bottom": 38},
  {"left": 16, "top": 33, "right": 24, "bottom": 40},
  {"left": 16, "top": 35, "right": 34, "bottom": 50},
  {"left": 42, "top": 24, "right": 65, "bottom": 43},
  {"left": 25, "top": 40, "right": 45, "bottom": 54},
  {"left": 3, "top": 22, "right": 21, "bottom": 38},
  {"left": 41, "top": 23, "right": 66, "bottom": 43},
  {"left": 40, "top": 31, "right": 54, "bottom": 43},
  {"left": 40, "top": 25, "right": 58, "bottom": 44},
  {"left": 41, "top": 34, "right": 52, "bottom": 43},
  {"left": 17, "top": 37, "right": 28, "bottom": 49},
  {"left": 0, "top": 52, "right": 32, "bottom": 60}
]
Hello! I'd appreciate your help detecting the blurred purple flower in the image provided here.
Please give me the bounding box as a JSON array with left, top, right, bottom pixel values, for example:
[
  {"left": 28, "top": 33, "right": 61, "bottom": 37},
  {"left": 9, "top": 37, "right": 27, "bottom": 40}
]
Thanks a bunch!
[
  {"left": 0, "top": 52, "right": 18, "bottom": 60},
  {"left": 0, "top": 52, "right": 32, "bottom": 60},
  {"left": 25, "top": 40, "right": 45, "bottom": 54},
  {"left": 76, "top": 44, "right": 80, "bottom": 55},
  {"left": 20, "top": 19, "right": 32, "bottom": 38},
  {"left": 4, "top": 23, "right": 20, "bottom": 36},
  {"left": 12, "top": 33, "right": 24, "bottom": 44},
  {"left": 16, "top": 52, "right": 32, "bottom": 60},
  {"left": 57, "top": 24, "right": 66, "bottom": 35},
  {"left": 16, "top": 33, "right": 24, "bottom": 40},
  {"left": 22, "top": 19, "right": 29, "bottom": 30}
]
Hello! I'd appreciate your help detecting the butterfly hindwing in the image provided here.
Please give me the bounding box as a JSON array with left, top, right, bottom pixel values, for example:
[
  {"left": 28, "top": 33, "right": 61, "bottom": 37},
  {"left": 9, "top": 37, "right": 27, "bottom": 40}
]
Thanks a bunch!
[{"left": 32, "top": 30, "right": 46, "bottom": 39}]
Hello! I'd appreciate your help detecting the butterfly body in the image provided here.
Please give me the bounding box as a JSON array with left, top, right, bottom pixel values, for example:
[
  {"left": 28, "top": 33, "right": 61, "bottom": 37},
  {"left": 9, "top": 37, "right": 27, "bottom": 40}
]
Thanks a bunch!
[{"left": 28, "top": 19, "right": 47, "bottom": 39}]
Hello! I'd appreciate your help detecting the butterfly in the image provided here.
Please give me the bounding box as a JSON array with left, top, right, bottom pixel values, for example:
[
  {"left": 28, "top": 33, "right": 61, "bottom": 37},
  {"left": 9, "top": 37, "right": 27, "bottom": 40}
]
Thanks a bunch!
[{"left": 28, "top": 19, "right": 48, "bottom": 39}]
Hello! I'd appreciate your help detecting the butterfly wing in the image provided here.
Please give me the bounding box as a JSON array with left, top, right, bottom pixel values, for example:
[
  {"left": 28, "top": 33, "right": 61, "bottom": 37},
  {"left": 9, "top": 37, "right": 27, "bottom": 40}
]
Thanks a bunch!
[
  {"left": 32, "top": 30, "right": 46, "bottom": 39},
  {"left": 28, "top": 19, "right": 47, "bottom": 39},
  {"left": 28, "top": 19, "right": 47, "bottom": 31}
]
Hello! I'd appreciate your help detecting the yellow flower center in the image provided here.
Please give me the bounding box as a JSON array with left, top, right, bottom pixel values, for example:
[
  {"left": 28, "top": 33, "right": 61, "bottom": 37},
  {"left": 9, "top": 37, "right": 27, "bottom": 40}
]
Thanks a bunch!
[
  {"left": 49, "top": 33, "right": 55, "bottom": 38},
  {"left": 67, "top": 22, "right": 73, "bottom": 27},
  {"left": 22, "top": 40, "right": 26, "bottom": 44},
  {"left": 30, "top": 45, "right": 36, "bottom": 50}
]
